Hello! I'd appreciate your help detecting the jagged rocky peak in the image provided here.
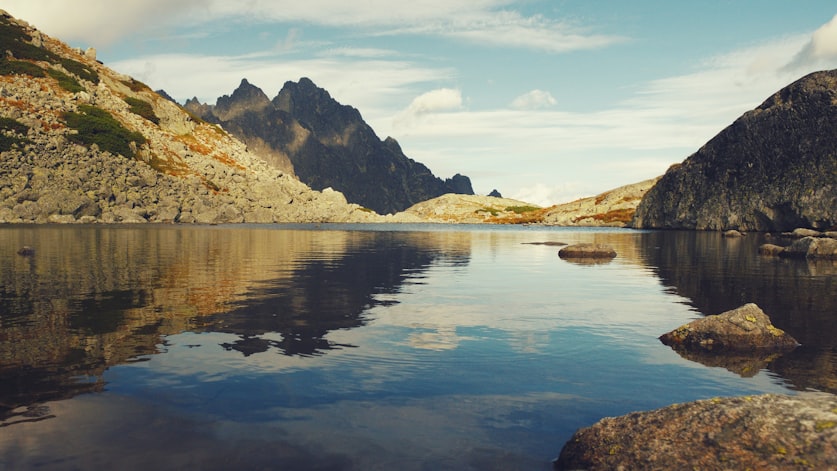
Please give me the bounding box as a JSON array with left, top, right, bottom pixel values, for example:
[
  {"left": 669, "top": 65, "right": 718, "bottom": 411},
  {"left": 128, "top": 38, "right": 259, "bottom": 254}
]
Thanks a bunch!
[
  {"left": 633, "top": 69, "right": 837, "bottom": 232},
  {"left": 273, "top": 77, "right": 364, "bottom": 135},
  {"left": 196, "top": 77, "right": 474, "bottom": 214},
  {"left": 213, "top": 78, "right": 272, "bottom": 121}
]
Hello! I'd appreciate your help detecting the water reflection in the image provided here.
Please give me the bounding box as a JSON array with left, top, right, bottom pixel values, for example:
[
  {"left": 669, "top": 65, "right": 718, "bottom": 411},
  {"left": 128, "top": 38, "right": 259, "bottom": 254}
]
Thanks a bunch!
[
  {"left": 0, "top": 226, "right": 471, "bottom": 420},
  {"left": 0, "top": 225, "right": 834, "bottom": 470},
  {"left": 635, "top": 230, "right": 836, "bottom": 391}
]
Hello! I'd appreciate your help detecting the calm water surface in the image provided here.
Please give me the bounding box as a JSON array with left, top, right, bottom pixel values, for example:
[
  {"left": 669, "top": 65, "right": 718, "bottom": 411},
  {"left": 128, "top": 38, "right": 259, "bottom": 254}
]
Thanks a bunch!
[{"left": 0, "top": 224, "right": 834, "bottom": 470}]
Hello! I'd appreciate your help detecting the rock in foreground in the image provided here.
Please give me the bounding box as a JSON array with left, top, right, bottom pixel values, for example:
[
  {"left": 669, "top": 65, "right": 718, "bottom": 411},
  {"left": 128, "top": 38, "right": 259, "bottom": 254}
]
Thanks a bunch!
[
  {"left": 659, "top": 303, "right": 798, "bottom": 351},
  {"left": 554, "top": 392, "right": 837, "bottom": 471}
]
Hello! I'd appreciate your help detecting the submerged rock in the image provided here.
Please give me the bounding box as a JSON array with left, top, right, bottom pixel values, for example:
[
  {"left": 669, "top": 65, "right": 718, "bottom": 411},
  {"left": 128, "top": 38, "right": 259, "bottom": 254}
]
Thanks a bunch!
[
  {"left": 758, "top": 243, "right": 785, "bottom": 256},
  {"left": 554, "top": 392, "right": 837, "bottom": 471},
  {"left": 558, "top": 243, "right": 617, "bottom": 259},
  {"left": 659, "top": 303, "right": 798, "bottom": 351}
]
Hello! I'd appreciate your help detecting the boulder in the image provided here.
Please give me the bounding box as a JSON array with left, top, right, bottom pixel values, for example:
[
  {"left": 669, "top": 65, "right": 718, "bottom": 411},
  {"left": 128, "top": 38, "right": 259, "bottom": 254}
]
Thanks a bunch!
[
  {"left": 722, "top": 229, "right": 744, "bottom": 237},
  {"left": 779, "top": 236, "right": 837, "bottom": 260},
  {"left": 554, "top": 392, "right": 837, "bottom": 471},
  {"left": 790, "top": 228, "right": 823, "bottom": 238},
  {"left": 659, "top": 303, "right": 798, "bottom": 351},
  {"left": 558, "top": 243, "right": 617, "bottom": 259}
]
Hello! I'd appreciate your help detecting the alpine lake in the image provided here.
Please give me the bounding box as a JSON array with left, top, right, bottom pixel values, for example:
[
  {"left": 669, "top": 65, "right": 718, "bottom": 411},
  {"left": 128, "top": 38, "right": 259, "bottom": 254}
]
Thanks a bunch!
[{"left": 0, "top": 224, "right": 834, "bottom": 470}]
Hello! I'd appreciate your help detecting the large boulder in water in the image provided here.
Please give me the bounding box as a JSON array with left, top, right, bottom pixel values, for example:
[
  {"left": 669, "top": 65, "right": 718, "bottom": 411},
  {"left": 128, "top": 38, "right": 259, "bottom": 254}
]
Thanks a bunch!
[
  {"left": 659, "top": 303, "right": 798, "bottom": 351},
  {"left": 632, "top": 70, "right": 837, "bottom": 231},
  {"left": 779, "top": 236, "right": 837, "bottom": 259},
  {"left": 554, "top": 392, "right": 837, "bottom": 471}
]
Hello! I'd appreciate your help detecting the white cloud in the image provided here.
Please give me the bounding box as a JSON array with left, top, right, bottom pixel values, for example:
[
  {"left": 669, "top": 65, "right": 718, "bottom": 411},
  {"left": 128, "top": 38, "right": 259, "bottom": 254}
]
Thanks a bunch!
[
  {"left": 3, "top": 1, "right": 624, "bottom": 54},
  {"left": 393, "top": 88, "right": 463, "bottom": 128},
  {"left": 417, "top": 10, "right": 628, "bottom": 53},
  {"left": 785, "top": 13, "right": 837, "bottom": 70},
  {"left": 3, "top": 0, "right": 206, "bottom": 45},
  {"left": 510, "top": 89, "right": 557, "bottom": 110}
]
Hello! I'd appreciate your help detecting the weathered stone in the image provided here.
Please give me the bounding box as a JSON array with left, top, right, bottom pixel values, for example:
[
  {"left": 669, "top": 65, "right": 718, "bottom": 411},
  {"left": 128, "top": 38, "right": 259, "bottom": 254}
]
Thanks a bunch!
[
  {"left": 554, "top": 392, "right": 837, "bottom": 471},
  {"left": 723, "top": 229, "right": 744, "bottom": 237},
  {"left": 633, "top": 70, "right": 837, "bottom": 231},
  {"left": 780, "top": 236, "right": 837, "bottom": 260},
  {"left": 791, "top": 227, "right": 823, "bottom": 238},
  {"left": 758, "top": 243, "right": 785, "bottom": 256},
  {"left": 558, "top": 243, "right": 617, "bottom": 259},
  {"left": 659, "top": 303, "right": 798, "bottom": 351}
]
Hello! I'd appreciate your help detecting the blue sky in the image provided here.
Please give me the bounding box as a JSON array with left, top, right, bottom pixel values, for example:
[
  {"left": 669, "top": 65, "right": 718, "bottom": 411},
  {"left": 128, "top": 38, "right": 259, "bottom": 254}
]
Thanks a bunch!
[{"left": 6, "top": 1, "right": 837, "bottom": 205}]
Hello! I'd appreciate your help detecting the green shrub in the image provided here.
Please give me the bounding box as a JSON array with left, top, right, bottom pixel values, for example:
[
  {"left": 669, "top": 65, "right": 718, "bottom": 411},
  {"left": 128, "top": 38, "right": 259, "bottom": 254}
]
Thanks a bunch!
[
  {"left": 124, "top": 97, "right": 160, "bottom": 125},
  {"left": 47, "top": 68, "right": 84, "bottom": 93},
  {"left": 0, "top": 58, "right": 45, "bottom": 77},
  {"left": 64, "top": 104, "right": 146, "bottom": 158}
]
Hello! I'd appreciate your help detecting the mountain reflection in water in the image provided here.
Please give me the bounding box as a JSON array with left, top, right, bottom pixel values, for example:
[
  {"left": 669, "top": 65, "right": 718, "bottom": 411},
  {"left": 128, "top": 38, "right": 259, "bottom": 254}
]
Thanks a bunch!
[{"left": 0, "top": 224, "right": 834, "bottom": 470}]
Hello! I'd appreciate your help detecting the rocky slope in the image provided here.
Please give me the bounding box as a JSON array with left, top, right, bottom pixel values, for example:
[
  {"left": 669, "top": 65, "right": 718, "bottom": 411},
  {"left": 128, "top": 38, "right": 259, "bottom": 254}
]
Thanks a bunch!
[
  {"left": 633, "top": 69, "right": 837, "bottom": 231},
  {"left": 401, "top": 194, "right": 543, "bottom": 224},
  {"left": 542, "top": 177, "right": 659, "bottom": 227},
  {"left": 0, "top": 11, "right": 386, "bottom": 224},
  {"left": 184, "top": 78, "right": 474, "bottom": 215}
]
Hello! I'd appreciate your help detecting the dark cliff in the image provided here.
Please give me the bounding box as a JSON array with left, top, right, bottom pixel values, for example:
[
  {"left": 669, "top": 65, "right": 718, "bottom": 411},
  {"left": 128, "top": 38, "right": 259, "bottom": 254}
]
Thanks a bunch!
[
  {"left": 186, "top": 78, "right": 474, "bottom": 214},
  {"left": 632, "top": 69, "right": 837, "bottom": 231}
]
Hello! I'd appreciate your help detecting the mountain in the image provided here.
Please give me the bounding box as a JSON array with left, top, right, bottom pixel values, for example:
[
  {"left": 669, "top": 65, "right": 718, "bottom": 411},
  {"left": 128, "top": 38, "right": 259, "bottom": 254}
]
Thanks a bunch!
[
  {"left": 633, "top": 70, "right": 837, "bottom": 231},
  {"left": 0, "top": 11, "right": 391, "bottom": 224},
  {"left": 184, "top": 78, "right": 474, "bottom": 215}
]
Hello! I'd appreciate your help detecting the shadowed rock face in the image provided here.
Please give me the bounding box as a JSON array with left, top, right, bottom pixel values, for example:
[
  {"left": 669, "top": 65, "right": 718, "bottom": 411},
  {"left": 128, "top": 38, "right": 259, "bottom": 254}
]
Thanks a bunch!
[
  {"left": 633, "top": 69, "right": 837, "bottom": 231},
  {"left": 554, "top": 392, "right": 837, "bottom": 471},
  {"left": 186, "top": 78, "right": 473, "bottom": 214}
]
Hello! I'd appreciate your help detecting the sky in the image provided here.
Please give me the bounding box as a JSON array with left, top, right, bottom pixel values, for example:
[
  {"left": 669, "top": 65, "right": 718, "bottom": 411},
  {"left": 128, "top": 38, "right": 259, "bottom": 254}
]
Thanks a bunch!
[{"left": 5, "top": 1, "right": 837, "bottom": 206}]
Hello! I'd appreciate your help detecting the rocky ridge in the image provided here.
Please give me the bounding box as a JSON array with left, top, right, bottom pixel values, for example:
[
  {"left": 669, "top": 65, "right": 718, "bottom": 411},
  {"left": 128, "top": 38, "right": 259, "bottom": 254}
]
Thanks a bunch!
[
  {"left": 400, "top": 193, "right": 543, "bottom": 224},
  {"left": 0, "top": 11, "right": 393, "bottom": 224},
  {"left": 185, "top": 78, "right": 474, "bottom": 215},
  {"left": 633, "top": 69, "right": 837, "bottom": 231}
]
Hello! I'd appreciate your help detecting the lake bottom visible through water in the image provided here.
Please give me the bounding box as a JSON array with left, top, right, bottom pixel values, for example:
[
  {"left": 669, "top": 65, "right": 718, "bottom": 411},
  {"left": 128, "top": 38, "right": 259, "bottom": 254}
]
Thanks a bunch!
[{"left": 0, "top": 224, "right": 834, "bottom": 470}]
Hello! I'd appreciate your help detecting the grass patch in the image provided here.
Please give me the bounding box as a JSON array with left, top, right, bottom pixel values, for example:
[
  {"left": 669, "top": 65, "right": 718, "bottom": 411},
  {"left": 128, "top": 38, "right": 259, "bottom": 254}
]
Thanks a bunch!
[
  {"left": 505, "top": 205, "right": 539, "bottom": 214},
  {"left": 47, "top": 67, "right": 84, "bottom": 92},
  {"left": 58, "top": 57, "right": 98, "bottom": 84},
  {"left": 0, "top": 116, "right": 30, "bottom": 151},
  {"left": 0, "top": 116, "right": 29, "bottom": 135},
  {"left": 64, "top": 104, "right": 146, "bottom": 158},
  {"left": 124, "top": 97, "right": 160, "bottom": 125},
  {"left": 475, "top": 207, "right": 500, "bottom": 216},
  {"left": 0, "top": 16, "right": 99, "bottom": 84},
  {"left": 121, "top": 78, "right": 151, "bottom": 93},
  {"left": 0, "top": 134, "right": 29, "bottom": 152},
  {"left": 0, "top": 16, "right": 54, "bottom": 62},
  {"left": 0, "top": 58, "right": 45, "bottom": 77}
]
